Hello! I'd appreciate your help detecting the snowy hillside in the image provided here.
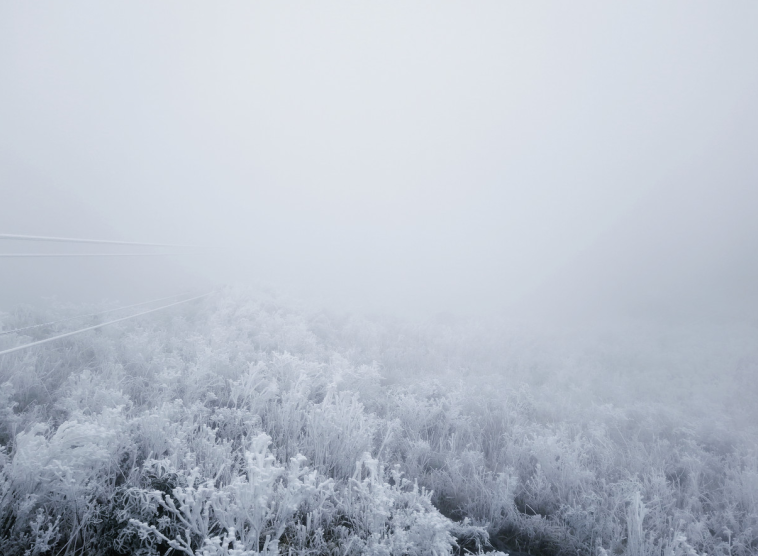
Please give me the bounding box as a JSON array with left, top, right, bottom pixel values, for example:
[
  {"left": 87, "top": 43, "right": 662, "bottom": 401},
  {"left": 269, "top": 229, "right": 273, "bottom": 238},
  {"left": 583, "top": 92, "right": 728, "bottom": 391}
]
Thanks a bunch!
[{"left": 0, "top": 288, "right": 756, "bottom": 556}]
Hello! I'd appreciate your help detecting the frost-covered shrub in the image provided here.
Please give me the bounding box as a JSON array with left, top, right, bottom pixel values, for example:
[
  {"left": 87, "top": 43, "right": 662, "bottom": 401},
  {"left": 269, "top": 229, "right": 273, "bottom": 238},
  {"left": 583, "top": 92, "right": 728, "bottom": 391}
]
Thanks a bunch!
[
  {"left": 0, "top": 287, "right": 756, "bottom": 555},
  {"left": 0, "top": 409, "right": 129, "bottom": 554},
  {"left": 126, "top": 433, "right": 322, "bottom": 555},
  {"left": 124, "top": 438, "right": 474, "bottom": 556},
  {"left": 335, "top": 453, "right": 471, "bottom": 556}
]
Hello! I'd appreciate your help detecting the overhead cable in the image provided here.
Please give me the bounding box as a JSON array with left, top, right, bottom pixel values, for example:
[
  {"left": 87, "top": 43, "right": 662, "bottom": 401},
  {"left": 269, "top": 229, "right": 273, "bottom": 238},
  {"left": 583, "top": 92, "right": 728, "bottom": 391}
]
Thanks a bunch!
[
  {"left": 0, "top": 293, "right": 210, "bottom": 357},
  {"left": 0, "top": 292, "right": 197, "bottom": 336},
  {"left": 0, "top": 233, "right": 191, "bottom": 248},
  {"left": 0, "top": 293, "right": 210, "bottom": 355},
  {"left": 0, "top": 253, "right": 196, "bottom": 257}
]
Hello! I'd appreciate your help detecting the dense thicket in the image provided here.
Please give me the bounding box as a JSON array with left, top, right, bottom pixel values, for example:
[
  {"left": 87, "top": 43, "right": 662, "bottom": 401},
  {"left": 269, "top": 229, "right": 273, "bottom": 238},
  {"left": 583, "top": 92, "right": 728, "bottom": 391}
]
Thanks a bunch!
[{"left": 0, "top": 288, "right": 756, "bottom": 555}]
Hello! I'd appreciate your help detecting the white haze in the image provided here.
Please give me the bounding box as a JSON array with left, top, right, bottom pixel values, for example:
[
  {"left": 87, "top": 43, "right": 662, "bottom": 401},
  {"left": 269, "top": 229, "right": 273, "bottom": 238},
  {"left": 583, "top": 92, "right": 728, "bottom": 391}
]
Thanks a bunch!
[{"left": 1, "top": 2, "right": 757, "bottom": 323}]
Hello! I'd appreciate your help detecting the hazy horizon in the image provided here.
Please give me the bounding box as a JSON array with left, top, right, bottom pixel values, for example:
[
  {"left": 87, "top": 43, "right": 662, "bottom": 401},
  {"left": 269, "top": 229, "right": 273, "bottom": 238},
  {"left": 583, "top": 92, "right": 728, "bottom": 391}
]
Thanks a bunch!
[{"left": 2, "top": 2, "right": 757, "bottom": 323}]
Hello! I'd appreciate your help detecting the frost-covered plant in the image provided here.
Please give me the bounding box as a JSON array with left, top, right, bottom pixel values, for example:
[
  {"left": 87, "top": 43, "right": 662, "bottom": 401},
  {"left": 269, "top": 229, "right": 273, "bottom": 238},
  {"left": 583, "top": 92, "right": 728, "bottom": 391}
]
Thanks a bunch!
[
  {"left": 0, "top": 409, "right": 128, "bottom": 554},
  {"left": 1, "top": 287, "right": 757, "bottom": 555},
  {"left": 125, "top": 439, "right": 481, "bottom": 556},
  {"left": 127, "top": 433, "right": 329, "bottom": 555},
  {"left": 337, "top": 453, "right": 467, "bottom": 556}
]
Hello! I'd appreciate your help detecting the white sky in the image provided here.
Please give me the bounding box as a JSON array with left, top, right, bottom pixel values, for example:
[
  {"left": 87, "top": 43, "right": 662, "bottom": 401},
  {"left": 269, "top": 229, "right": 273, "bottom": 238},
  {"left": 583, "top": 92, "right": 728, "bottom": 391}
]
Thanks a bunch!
[{"left": 1, "top": 2, "right": 757, "bottom": 318}]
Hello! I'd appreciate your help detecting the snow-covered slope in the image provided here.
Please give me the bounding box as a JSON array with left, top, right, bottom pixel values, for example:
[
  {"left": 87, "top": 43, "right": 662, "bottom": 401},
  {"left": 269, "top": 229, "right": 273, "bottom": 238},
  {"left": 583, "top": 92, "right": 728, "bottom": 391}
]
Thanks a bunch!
[{"left": 0, "top": 288, "right": 755, "bottom": 555}]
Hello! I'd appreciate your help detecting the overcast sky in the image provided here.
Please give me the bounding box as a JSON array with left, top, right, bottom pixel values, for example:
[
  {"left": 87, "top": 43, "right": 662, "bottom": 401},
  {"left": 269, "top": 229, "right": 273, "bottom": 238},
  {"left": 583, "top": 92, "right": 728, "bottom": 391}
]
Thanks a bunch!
[{"left": 1, "top": 2, "right": 757, "bottom": 319}]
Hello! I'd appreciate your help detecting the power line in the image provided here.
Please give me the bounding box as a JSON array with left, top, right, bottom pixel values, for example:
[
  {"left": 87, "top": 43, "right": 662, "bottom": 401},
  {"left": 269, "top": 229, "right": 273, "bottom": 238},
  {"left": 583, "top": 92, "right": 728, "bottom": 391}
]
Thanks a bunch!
[
  {"left": 0, "top": 253, "right": 197, "bottom": 257},
  {"left": 0, "top": 292, "right": 198, "bottom": 336},
  {"left": 0, "top": 233, "right": 192, "bottom": 248},
  {"left": 0, "top": 293, "right": 211, "bottom": 357}
]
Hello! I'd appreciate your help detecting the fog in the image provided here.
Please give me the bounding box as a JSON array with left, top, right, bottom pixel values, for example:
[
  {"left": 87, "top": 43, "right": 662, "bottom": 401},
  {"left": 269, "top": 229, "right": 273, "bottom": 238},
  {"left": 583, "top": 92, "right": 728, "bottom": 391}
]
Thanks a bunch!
[
  {"left": 2, "top": 2, "right": 757, "bottom": 322},
  {"left": 4, "top": 7, "right": 758, "bottom": 553}
]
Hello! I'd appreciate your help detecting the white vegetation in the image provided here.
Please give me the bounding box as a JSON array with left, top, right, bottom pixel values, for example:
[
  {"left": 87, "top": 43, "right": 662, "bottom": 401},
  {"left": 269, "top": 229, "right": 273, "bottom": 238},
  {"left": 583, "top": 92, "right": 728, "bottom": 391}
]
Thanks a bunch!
[{"left": 0, "top": 287, "right": 756, "bottom": 556}]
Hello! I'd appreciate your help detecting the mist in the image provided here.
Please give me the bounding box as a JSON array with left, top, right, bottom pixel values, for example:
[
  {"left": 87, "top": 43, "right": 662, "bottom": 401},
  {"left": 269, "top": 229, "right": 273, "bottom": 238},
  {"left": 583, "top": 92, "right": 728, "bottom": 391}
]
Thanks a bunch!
[
  {"left": 3, "top": 5, "right": 758, "bottom": 554},
  {"left": 2, "top": 1, "right": 757, "bottom": 320}
]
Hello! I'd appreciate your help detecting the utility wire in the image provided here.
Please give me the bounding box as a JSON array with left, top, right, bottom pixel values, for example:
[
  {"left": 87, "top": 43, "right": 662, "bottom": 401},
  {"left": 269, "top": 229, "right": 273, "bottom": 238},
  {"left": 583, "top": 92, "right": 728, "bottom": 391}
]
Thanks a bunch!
[
  {"left": 0, "top": 293, "right": 211, "bottom": 357},
  {"left": 0, "top": 253, "right": 196, "bottom": 258},
  {"left": 0, "top": 233, "right": 192, "bottom": 248},
  {"left": 0, "top": 292, "right": 198, "bottom": 336}
]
